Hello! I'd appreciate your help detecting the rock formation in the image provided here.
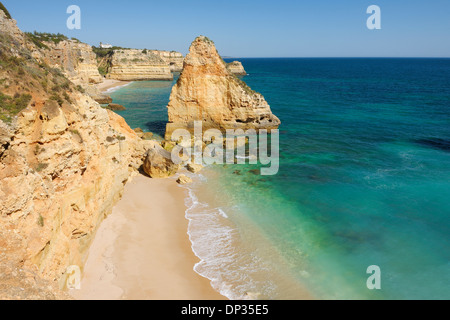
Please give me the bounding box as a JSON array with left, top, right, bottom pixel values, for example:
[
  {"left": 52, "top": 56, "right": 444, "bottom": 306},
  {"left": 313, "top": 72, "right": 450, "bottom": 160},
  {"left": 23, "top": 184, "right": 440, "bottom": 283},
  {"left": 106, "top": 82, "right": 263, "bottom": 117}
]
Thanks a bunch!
[
  {"left": 176, "top": 174, "right": 192, "bottom": 185},
  {"left": 227, "top": 61, "right": 247, "bottom": 76},
  {"left": 165, "top": 36, "right": 280, "bottom": 139},
  {"left": 41, "top": 41, "right": 103, "bottom": 85},
  {"left": 186, "top": 163, "right": 203, "bottom": 173},
  {"left": 150, "top": 50, "right": 184, "bottom": 72},
  {"left": 0, "top": 8, "right": 149, "bottom": 296},
  {"left": 107, "top": 49, "right": 173, "bottom": 81},
  {"left": 143, "top": 141, "right": 180, "bottom": 178},
  {"left": 0, "top": 8, "right": 25, "bottom": 45}
]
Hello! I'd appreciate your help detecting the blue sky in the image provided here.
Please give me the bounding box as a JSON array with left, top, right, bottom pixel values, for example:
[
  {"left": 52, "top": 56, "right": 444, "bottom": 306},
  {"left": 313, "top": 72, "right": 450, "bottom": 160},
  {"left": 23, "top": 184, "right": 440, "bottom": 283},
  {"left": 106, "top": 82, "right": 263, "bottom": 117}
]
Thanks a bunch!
[{"left": 3, "top": 0, "right": 450, "bottom": 57}]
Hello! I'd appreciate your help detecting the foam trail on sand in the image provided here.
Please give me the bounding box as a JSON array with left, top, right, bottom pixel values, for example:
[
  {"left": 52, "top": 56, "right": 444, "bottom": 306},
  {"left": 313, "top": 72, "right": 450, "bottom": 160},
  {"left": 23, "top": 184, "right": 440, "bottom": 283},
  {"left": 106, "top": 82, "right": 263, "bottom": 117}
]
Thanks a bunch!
[{"left": 105, "top": 82, "right": 132, "bottom": 93}]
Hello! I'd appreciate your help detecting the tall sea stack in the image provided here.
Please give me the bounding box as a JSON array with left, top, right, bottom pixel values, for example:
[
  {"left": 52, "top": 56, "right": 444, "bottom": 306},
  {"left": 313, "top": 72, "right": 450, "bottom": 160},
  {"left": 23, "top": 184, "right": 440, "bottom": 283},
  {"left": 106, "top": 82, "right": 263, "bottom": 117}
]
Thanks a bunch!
[{"left": 165, "top": 36, "right": 280, "bottom": 139}]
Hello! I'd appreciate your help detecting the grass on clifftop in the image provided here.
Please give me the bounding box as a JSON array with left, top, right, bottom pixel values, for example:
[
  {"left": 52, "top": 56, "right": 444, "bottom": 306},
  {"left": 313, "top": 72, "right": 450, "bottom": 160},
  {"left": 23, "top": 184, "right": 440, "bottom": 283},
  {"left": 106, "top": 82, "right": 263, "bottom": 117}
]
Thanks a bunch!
[
  {"left": 0, "top": 2, "right": 11, "bottom": 19},
  {"left": 0, "top": 92, "right": 32, "bottom": 123},
  {"left": 25, "top": 32, "right": 69, "bottom": 50}
]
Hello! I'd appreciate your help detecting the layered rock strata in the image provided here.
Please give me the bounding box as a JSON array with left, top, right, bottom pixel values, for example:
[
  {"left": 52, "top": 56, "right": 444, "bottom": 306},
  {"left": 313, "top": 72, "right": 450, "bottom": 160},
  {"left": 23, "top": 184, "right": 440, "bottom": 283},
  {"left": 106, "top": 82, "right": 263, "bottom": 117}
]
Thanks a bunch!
[
  {"left": 165, "top": 36, "right": 280, "bottom": 139},
  {"left": 151, "top": 50, "right": 184, "bottom": 72},
  {"left": 227, "top": 61, "right": 247, "bottom": 76},
  {"left": 44, "top": 41, "right": 103, "bottom": 85},
  {"left": 107, "top": 49, "right": 173, "bottom": 81},
  {"left": 0, "top": 9, "right": 148, "bottom": 295}
]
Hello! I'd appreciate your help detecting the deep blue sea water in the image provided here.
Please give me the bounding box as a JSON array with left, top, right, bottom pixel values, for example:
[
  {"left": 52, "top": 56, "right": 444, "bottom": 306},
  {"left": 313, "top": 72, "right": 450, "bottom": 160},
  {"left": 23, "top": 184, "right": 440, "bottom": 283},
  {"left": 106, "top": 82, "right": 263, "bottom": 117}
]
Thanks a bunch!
[{"left": 111, "top": 58, "right": 450, "bottom": 300}]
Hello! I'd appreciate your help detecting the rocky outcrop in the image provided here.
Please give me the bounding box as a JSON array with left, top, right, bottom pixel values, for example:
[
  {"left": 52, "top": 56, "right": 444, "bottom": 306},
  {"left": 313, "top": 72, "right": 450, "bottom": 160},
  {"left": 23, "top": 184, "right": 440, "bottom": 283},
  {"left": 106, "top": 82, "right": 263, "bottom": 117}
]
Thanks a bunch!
[
  {"left": 186, "top": 163, "right": 203, "bottom": 173},
  {"left": 176, "top": 174, "right": 192, "bottom": 185},
  {"left": 227, "top": 61, "right": 247, "bottom": 76},
  {"left": 107, "top": 49, "right": 173, "bottom": 81},
  {"left": 106, "top": 103, "right": 126, "bottom": 111},
  {"left": 0, "top": 91, "right": 146, "bottom": 288},
  {"left": 143, "top": 141, "right": 180, "bottom": 178},
  {"left": 0, "top": 121, "right": 11, "bottom": 159},
  {"left": 0, "top": 8, "right": 148, "bottom": 296},
  {"left": 33, "top": 40, "right": 103, "bottom": 86},
  {"left": 0, "top": 10, "right": 25, "bottom": 45},
  {"left": 165, "top": 36, "right": 280, "bottom": 139},
  {"left": 151, "top": 50, "right": 184, "bottom": 72}
]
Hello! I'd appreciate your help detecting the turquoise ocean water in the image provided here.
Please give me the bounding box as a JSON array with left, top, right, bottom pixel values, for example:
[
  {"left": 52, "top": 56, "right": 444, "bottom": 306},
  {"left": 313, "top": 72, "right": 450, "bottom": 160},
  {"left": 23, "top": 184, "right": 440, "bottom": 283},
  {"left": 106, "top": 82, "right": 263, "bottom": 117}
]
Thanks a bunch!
[{"left": 111, "top": 58, "right": 450, "bottom": 300}]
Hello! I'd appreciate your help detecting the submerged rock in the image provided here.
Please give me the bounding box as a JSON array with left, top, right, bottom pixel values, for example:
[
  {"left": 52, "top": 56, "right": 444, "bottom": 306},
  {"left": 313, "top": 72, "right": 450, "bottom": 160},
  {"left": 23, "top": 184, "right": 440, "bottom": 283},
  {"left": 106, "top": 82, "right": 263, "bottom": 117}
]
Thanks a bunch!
[
  {"left": 107, "top": 103, "right": 126, "bottom": 111},
  {"left": 186, "top": 163, "right": 203, "bottom": 173},
  {"left": 142, "top": 132, "right": 154, "bottom": 140},
  {"left": 91, "top": 94, "right": 113, "bottom": 104}
]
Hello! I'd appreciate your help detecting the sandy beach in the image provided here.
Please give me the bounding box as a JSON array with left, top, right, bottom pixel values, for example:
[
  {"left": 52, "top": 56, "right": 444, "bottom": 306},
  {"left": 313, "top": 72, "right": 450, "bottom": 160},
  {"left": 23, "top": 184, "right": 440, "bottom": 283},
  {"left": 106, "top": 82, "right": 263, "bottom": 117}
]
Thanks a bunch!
[
  {"left": 70, "top": 175, "right": 225, "bottom": 300},
  {"left": 97, "top": 79, "right": 132, "bottom": 94}
]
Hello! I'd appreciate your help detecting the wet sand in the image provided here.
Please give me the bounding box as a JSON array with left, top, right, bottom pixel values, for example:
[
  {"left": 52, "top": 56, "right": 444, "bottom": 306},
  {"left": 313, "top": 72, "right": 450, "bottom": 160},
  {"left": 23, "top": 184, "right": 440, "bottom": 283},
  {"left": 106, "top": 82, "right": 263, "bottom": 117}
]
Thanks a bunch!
[{"left": 97, "top": 79, "right": 131, "bottom": 94}]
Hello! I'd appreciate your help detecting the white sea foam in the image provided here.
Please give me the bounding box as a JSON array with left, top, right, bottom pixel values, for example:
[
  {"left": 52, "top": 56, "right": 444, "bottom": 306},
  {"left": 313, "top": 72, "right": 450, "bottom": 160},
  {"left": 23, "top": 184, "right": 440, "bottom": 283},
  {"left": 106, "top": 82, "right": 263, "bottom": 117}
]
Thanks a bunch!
[
  {"left": 217, "top": 208, "right": 229, "bottom": 219},
  {"left": 181, "top": 175, "right": 281, "bottom": 300}
]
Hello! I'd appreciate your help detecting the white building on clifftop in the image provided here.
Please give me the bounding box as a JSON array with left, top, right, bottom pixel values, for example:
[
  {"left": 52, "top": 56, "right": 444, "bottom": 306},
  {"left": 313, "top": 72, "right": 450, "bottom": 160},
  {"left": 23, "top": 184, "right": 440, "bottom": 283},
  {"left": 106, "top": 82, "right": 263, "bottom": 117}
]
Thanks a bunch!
[{"left": 99, "top": 42, "right": 112, "bottom": 49}]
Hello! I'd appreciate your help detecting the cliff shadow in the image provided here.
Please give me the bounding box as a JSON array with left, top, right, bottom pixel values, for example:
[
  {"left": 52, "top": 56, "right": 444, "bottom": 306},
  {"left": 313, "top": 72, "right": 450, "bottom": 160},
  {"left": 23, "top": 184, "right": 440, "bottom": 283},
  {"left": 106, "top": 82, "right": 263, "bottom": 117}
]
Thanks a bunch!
[{"left": 144, "top": 120, "right": 167, "bottom": 138}]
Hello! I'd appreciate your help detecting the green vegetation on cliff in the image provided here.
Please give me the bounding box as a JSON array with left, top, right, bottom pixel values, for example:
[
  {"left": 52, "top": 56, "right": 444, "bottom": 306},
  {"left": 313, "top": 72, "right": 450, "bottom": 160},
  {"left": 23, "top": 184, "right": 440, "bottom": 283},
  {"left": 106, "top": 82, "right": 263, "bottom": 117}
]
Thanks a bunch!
[
  {"left": 0, "top": 92, "right": 32, "bottom": 123},
  {"left": 0, "top": 31, "right": 77, "bottom": 123},
  {"left": 92, "top": 46, "right": 126, "bottom": 76},
  {"left": 25, "top": 32, "right": 69, "bottom": 50},
  {"left": 0, "top": 2, "right": 11, "bottom": 19},
  {"left": 92, "top": 46, "right": 127, "bottom": 58}
]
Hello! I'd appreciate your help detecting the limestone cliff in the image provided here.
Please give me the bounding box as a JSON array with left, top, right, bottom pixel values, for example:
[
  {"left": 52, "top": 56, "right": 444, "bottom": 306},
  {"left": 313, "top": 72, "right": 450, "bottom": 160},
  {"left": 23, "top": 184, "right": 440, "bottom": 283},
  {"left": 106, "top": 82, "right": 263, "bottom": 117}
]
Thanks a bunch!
[
  {"left": 227, "top": 61, "right": 247, "bottom": 76},
  {"left": 0, "top": 8, "right": 147, "bottom": 296},
  {"left": 151, "top": 50, "right": 184, "bottom": 72},
  {"left": 107, "top": 49, "right": 173, "bottom": 81},
  {"left": 165, "top": 36, "right": 280, "bottom": 138},
  {"left": 33, "top": 40, "right": 103, "bottom": 86}
]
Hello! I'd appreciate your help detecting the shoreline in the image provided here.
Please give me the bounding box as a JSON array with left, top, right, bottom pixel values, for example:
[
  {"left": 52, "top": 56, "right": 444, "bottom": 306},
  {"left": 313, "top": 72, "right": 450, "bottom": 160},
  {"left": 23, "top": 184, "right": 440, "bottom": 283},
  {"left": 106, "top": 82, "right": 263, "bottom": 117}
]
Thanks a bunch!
[
  {"left": 97, "top": 79, "right": 132, "bottom": 94},
  {"left": 70, "top": 174, "right": 225, "bottom": 300}
]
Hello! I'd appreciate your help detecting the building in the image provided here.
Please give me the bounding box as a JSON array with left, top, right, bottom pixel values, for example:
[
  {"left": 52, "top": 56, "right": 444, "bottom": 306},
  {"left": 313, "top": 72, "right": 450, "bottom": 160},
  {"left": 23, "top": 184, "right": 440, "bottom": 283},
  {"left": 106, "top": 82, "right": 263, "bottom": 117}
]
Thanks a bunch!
[{"left": 99, "top": 42, "right": 113, "bottom": 49}]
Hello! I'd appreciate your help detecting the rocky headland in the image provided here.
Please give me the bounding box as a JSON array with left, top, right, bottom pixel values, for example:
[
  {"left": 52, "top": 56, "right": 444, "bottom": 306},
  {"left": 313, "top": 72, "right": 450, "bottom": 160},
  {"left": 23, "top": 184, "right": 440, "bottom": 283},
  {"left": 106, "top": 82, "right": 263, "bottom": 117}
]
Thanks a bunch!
[
  {"left": 0, "top": 8, "right": 153, "bottom": 298},
  {"left": 165, "top": 36, "right": 280, "bottom": 139},
  {"left": 227, "top": 61, "right": 247, "bottom": 76}
]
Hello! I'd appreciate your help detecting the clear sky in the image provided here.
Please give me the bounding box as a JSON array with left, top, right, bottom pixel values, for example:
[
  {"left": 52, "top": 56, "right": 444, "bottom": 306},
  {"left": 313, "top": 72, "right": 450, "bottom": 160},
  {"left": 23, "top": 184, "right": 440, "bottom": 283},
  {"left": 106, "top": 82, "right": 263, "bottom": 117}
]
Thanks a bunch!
[{"left": 3, "top": 0, "right": 450, "bottom": 57}]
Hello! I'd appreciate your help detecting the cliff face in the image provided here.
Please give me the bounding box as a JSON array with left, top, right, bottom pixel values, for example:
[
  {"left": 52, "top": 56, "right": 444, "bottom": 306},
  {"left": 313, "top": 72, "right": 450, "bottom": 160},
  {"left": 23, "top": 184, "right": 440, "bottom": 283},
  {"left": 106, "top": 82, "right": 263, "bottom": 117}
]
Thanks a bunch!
[
  {"left": 107, "top": 49, "right": 173, "bottom": 81},
  {"left": 0, "top": 9, "right": 146, "bottom": 294},
  {"left": 44, "top": 41, "right": 103, "bottom": 85},
  {"left": 166, "top": 36, "right": 280, "bottom": 138},
  {"left": 151, "top": 50, "right": 184, "bottom": 72}
]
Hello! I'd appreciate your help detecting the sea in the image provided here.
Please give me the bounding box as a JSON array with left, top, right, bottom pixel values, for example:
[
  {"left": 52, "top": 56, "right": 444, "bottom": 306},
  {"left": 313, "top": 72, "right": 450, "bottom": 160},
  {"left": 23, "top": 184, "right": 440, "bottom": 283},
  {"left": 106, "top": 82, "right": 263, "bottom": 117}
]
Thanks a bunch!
[{"left": 110, "top": 58, "right": 450, "bottom": 300}]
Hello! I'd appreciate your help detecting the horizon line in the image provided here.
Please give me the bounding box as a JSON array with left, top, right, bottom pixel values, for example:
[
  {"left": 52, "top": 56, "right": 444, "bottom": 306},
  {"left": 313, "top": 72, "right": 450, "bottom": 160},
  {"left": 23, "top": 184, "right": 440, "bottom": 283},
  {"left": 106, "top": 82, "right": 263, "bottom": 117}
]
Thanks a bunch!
[{"left": 223, "top": 56, "right": 450, "bottom": 59}]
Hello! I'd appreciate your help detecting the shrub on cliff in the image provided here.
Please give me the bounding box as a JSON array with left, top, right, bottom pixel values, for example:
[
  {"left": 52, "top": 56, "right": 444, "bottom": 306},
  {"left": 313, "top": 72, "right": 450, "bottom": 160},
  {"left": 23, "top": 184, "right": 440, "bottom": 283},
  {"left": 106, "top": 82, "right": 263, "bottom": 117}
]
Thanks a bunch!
[
  {"left": 25, "top": 32, "right": 69, "bottom": 50},
  {"left": 0, "top": 2, "right": 11, "bottom": 19},
  {"left": 0, "top": 92, "right": 32, "bottom": 123}
]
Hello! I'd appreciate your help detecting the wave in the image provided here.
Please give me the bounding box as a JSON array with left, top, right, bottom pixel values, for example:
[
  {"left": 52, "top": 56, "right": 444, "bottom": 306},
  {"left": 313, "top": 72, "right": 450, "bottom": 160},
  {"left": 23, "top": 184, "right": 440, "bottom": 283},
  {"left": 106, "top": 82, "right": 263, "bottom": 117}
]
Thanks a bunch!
[{"left": 179, "top": 174, "right": 278, "bottom": 300}]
